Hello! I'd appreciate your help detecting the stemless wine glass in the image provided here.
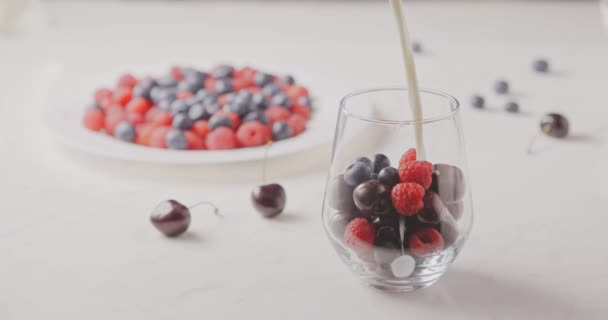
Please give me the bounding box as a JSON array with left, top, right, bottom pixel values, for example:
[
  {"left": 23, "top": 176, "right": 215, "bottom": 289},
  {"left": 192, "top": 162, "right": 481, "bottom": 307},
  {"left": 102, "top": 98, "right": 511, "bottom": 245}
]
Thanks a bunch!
[{"left": 322, "top": 87, "right": 473, "bottom": 291}]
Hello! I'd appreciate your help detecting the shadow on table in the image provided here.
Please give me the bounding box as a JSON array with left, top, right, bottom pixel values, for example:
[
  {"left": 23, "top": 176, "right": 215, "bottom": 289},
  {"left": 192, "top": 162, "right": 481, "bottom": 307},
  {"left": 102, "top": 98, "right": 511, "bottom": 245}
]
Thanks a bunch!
[{"left": 377, "top": 268, "right": 590, "bottom": 319}]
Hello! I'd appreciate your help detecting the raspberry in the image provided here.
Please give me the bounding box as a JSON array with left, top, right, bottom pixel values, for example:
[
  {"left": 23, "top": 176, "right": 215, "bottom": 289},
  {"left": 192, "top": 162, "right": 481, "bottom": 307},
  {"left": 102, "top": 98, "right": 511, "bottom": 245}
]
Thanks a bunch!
[
  {"left": 113, "top": 87, "right": 132, "bottom": 107},
  {"left": 149, "top": 126, "right": 171, "bottom": 149},
  {"left": 215, "top": 110, "right": 241, "bottom": 129},
  {"left": 409, "top": 228, "right": 444, "bottom": 257},
  {"left": 94, "top": 88, "right": 113, "bottom": 104},
  {"left": 236, "top": 121, "right": 271, "bottom": 147},
  {"left": 192, "top": 120, "right": 210, "bottom": 139},
  {"left": 126, "top": 112, "right": 145, "bottom": 125},
  {"left": 135, "top": 123, "right": 156, "bottom": 146},
  {"left": 151, "top": 111, "right": 172, "bottom": 126},
  {"left": 117, "top": 73, "right": 137, "bottom": 89},
  {"left": 170, "top": 66, "right": 184, "bottom": 81},
  {"left": 145, "top": 107, "right": 160, "bottom": 122},
  {"left": 105, "top": 112, "right": 126, "bottom": 135},
  {"left": 286, "top": 85, "right": 309, "bottom": 101},
  {"left": 344, "top": 218, "right": 375, "bottom": 254},
  {"left": 399, "top": 148, "right": 417, "bottom": 168},
  {"left": 83, "top": 108, "right": 105, "bottom": 131},
  {"left": 286, "top": 114, "right": 306, "bottom": 136},
  {"left": 398, "top": 160, "right": 433, "bottom": 190},
  {"left": 176, "top": 91, "right": 193, "bottom": 101},
  {"left": 184, "top": 130, "right": 205, "bottom": 150},
  {"left": 391, "top": 182, "right": 425, "bottom": 216},
  {"left": 265, "top": 107, "right": 290, "bottom": 127},
  {"left": 232, "top": 77, "right": 248, "bottom": 92},
  {"left": 126, "top": 97, "right": 152, "bottom": 114},
  {"left": 291, "top": 104, "right": 311, "bottom": 120},
  {"left": 204, "top": 78, "right": 216, "bottom": 93},
  {"left": 217, "top": 94, "right": 232, "bottom": 106},
  {"left": 206, "top": 127, "right": 238, "bottom": 150}
]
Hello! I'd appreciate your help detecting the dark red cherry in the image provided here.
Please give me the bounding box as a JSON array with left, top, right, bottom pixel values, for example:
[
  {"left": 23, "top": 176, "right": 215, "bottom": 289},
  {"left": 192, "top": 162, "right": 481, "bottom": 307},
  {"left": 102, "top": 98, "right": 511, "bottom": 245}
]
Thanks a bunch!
[
  {"left": 540, "top": 113, "right": 569, "bottom": 138},
  {"left": 150, "top": 199, "right": 191, "bottom": 237},
  {"left": 251, "top": 183, "right": 286, "bottom": 218}
]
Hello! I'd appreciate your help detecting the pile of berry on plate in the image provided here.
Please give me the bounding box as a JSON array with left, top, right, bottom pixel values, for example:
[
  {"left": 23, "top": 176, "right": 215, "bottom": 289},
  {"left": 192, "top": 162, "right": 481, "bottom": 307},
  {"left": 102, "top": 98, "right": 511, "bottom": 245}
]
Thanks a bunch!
[
  {"left": 83, "top": 65, "right": 313, "bottom": 150},
  {"left": 327, "top": 148, "right": 465, "bottom": 268}
]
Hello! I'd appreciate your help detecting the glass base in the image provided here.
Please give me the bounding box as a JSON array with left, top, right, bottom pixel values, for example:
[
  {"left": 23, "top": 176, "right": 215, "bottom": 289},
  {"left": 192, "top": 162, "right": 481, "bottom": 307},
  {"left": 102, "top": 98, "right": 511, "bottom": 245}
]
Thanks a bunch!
[{"left": 362, "top": 266, "right": 446, "bottom": 292}]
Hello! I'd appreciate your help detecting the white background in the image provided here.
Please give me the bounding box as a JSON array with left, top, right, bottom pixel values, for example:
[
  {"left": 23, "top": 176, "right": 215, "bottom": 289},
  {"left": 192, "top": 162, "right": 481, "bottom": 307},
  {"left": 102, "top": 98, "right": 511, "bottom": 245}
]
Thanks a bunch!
[{"left": 1, "top": 1, "right": 608, "bottom": 319}]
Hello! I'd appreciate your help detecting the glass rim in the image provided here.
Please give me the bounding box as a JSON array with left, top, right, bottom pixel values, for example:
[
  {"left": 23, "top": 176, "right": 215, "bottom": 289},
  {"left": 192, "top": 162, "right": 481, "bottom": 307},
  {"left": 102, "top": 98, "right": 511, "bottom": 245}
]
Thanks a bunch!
[{"left": 339, "top": 87, "right": 461, "bottom": 125}]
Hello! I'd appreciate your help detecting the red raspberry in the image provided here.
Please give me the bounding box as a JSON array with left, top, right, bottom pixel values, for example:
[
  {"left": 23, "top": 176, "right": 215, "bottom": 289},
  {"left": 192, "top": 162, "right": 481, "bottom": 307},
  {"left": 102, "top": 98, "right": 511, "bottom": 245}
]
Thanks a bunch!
[
  {"left": 135, "top": 123, "right": 156, "bottom": 146},
  {"left": 265, "top": 107, "right": 291, "bottom": 126},
  {"left": 151, "top": 111, "right": 173, "bottom": 126},
  {"left": 184, "top": 130, "right": 205, "bottom": 150},
  {"left": 94, "top": 88, "right": 113, "bottom": 104},
  {"left": 176, "top": 91, "right": 193, "bottom": 100},
  {"left": 204, "top": 78, "right": 216, "bottom": 93},
  {"left": 126, "top": 97, "right": 152, "bottom": 114},
  {"left": 217, "top": 94, "right": 231, "bottom": 106},
  {"left": 344, "top": 218, "right": 375, "bottom": 255},
  {"left": 117, "top": 73, "right": 137, "bottom": 89},
  {"left": 232, "top": 78, "right": 248, "bottom": 92},
  {"left": 286, "top": 114, "right": 306, "bottom": 136},
  {"left": 192, "top": 120, "right": 210, "bottom": 139},
  {"left": 398, "top": 160, "right": 433, "bottom": 190},
  {"left": 291, "top": 104, "right": 311, "bottom": 120},
  {"left": 145, "top": 107, "right": 160, "bottom": 122},
  {"left": 114, "top": 88, "right": 133, "bottom": 107},
  {"left": 286, "top": 85, "right": 309, "bottom": 101},
  {"left": 409, "top": 228, "right": 444, "bottom": 257},
  {"left": 105, "top": 105, "right": 124, "bottom": 116},
  {"left": 236, "top": 121, "right": 271, "bottom": 147},
  {"left": 105, "top": 112, "right": 127, "bottom": 135},
  {"left": 149, "top": 126, "right": 171, "bottom": 149},
  {"left": 126, "top": 112, "right": 145, "bottom": 125},
  {"left": 206, "top": 127, "right": 238, "bottom": 150},
  {"left": 391, "top": 182, "right": 425, "bottom": 216},
  {"left": 399, "top": 148, "right": 417, "bottom": 168},
  {"left": 235, "top": 67, "right": 256, "bottom": 87},
  {"left": 83, "top": 108, "right": 105, "bottom": 131},
  {"left": 170, "top": 66, "right": 184, "bottom": 81}
]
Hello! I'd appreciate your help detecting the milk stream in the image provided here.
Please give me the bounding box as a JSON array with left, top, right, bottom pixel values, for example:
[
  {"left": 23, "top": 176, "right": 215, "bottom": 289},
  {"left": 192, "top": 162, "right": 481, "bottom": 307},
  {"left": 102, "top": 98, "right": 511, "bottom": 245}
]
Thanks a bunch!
[{"left": 388, "top": 0, "right": 426, "bottom": 160}]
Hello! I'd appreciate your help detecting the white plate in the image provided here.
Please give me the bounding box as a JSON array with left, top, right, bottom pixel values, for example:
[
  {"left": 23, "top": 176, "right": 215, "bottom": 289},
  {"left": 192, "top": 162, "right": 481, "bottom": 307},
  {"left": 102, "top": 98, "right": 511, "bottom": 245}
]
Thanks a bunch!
[{"left": 44, "top": 64, "right": 340, "bottom": 164}]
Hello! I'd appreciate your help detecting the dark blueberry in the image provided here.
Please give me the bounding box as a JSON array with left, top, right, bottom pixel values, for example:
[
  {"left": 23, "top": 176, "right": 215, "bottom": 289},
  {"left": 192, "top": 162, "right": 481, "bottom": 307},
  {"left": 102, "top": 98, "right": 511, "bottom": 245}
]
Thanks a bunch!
[
  {"left": 328, "top": 211, "right": 351, "bottom": 237},
  {"left": 343, "top": 162, "right": 372, "bottom": 187},
  {"left": 470, "top": 95, "right": 485, "bottom": 109},
  {"left": 254, "top": 72, "right": 273, "bottom": 87},
  {"left": 178, "top": 76, "right": 203, "bottom": 93},
  {"left": 150, "top": 199, "right": 191, "bottom": 237},
  {"left": 250, "top": 92, "right": 268, "bottom": 111},
  {"left": 297, "top": 96, "right": 312, "bottom": 108},
  {"left": 221, "top": 93, "right": 236, "bottom": 106},
  {"left": 412, "top": 41, "right": 423, "bottom": 53},
  {"left": 113, "top": 121, "right": 136, "bottom": 142},
  {"left": 209, "top": 114, "right": 233, "bottom": 131},
  {"left": 262, "top": 83, "right": 281, "bottom": 97},
  {"left": 251, "top": 183, "right": 286, "bottom": 218},
  {"left": 157, "top": 75, "right": 178, "bottom": 88},
  {"left": 236, "top": 89, "right": 253, "bottom": 102},
  {"left": 280, "top": 74, "right": 295, "bottom": 85},
  {"left": 166, "top": 129, "right": 188, "bottom": 150},
  {"left": 378, "top": 167, "right": 400, "bottom": 188},
  {"left": 372, "top": 154, "right": 390, "bottom": 173},
  {"left": 181, "top": 67, "right": 205, "bottom": 80},
  {"left": 157, "top": 99, "right": 172, "bottom": 112},
  {"left": 243, "top": 110, "right": 269, "bottom": 125},
  {"left": 328, "top": 174, "right": 356, "bottom": 212},
  {"left": 353, "top": 157, "right": 372, "bottom": 169},
  {"left": 188, "top": 103, "right": 211, "bottom": 121},
  {"left": 271, "top": 93, "right": 291, "bottom": 107},
  {"left": 430, "top": 164, "right": 466, "bottom": 203},
  {"left": 376, "top": 225, "right": 399, "bottom": 247},
  {"left": 271, "top": 121, "right": 292, "bottom": 141},
  {"left": 540, "top": 113, "right": 569, "bottom": 138},
  {"left": 212, "top": 65, "right": 235, "bottom": 79},
  {"left": 170, "top": 100, "right": 189, "bottom": 115},
  {"left": 215, "top": 79, "right": 234, "bottom": 95},
  {"left": 224, "top": 98, "right": 249, "bottom": 117},
  {"left": 371, "top": 173, "right": 378, "bottom": 180},
  {"left": 494, "top": 80, "right": 509, "bottom": 94},
  {"left": 132, "top": 79, "right": 156, "bottom": 100},
  {"left": 195, "top": 89, "right": 214, "bottom": 101},
  {"left": 505, "top": 101, "right": 519, "bottom": 113},
  {"left": 204, "top": 102, "right": 221, "bottom": 115},
  {"left": 155, "top": 88, "right": 178, "bottom": 104},
  {"left": 353, "top": 180, "right": 393, "bottom": 216},
  {"left": 418, "top": 192, "right": 444, "bottom": 225},
  {"left": 172, "top": 113, "right": 193, "bottom": 130},
  {"left": 533, "top": 59, "right": 549, "bottom": 73}
]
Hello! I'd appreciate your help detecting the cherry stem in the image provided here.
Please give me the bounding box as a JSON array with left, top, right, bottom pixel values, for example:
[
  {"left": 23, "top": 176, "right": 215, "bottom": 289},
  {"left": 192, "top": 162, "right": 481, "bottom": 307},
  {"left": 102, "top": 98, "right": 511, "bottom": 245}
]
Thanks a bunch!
[
  {"left": 262, "top": 141, "right": 272, "bottom": 184},
  {"left": 189, "top": 201, "right": 221, "bottom": 217},
  {"left": 527, "top": 132, "right": 541, "bottom": 155}
]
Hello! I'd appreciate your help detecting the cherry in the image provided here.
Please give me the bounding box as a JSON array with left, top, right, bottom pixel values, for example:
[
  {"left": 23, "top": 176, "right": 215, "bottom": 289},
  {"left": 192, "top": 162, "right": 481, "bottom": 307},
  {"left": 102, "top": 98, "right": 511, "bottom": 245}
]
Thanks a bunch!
[
  {"left": 540, "top": 113, "right": 569, "bottom": 138},
  {"left": 150, "top": 200, "right": 191, "bottom": 237},
  {"left": 251, "top": 142, "right": 286, "bottom": 218}
]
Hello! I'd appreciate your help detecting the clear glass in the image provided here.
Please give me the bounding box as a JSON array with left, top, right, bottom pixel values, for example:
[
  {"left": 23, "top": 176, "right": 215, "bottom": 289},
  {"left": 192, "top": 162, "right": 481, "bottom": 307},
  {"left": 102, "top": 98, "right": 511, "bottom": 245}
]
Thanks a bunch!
[{"left": 322, "top": 88, "right": 473, "bottom": 291}]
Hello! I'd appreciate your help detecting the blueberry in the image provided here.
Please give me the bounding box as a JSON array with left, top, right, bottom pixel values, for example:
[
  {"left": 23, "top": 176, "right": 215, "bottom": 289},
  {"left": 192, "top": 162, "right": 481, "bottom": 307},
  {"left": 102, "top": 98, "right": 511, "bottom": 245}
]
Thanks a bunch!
[
  {"left": 254, "top": 72, "right": 273, "bottom": 87},
  {"left": 236, "top": 90, "right": 253, "bottom": 105},
  {"left": 172, "top": 113, "right": 193, "bottom": 130},
  {"left": 262, "top": 83, "right": 281, "bottom": 97},
  {"left": 344, "top": 162, "right": 372, "bottom": 187},
  {"left": 280, "top": 74, "right": 295, "bottom": 85},
  {"left": 166, "top": 129, "right": 188, "bottom": 150},
  {"left": 250, "top": 93, "right": 268, "bottom": 111},
  {"left": 494, "top": 80, "right": 509, "bottom": 94},
  {"left": 178, "top": 76, "right": 203, "bottom": 93},
  {"left": 113, "top": 121, "right": 136, "bottom": 142},
  {"left": 195, "top": 89, "right": 214, "bottom": 101},
  {"left": 533, "top": 59, "right": 549, "bottom": 73},
  {"left": 470, "top": 95, "right": 485, "bottom": 109},
  {"left": 372, "top": 154, "right": 390, "bottom": 173},
  {"left": 157, "top": 75, "right": 178, "bottom": 88},
  {"left": 412, "top": 41, "right": 423, "bottom": 53},
  {"left": 204, "top": 102, "right": 221, "bottom": 115},
  {"left": 157, "top": 99, "right": 172, "bottom": 112},
  {"left": 243, "top": 110, "right": 269, "bottom": 125},
  {"left": 353, "top": 156, "right": 372, "bottom": 169},
  {"left": 181, "top": 67, "right": 205, "bottom": 81},
  {"left": 188, "top": 103, "right": 211, "bottom": 121},
  {"left": 215, "top": 79, "right": 234, "bottom": 95},
  {"left": 132, "top": 79, "right": 156, "bottom": 100},
  {"left": 170, "top": 100, "right": 189, "bottom": 115},
  {"left": 378, "top": 167, "right": 400, "bottom": 188},
  {"left": 271, "top": 121, "right": 292, "bottom": 141},
  {"left": 152, "top": 88, "right": 177, "bottom": 104},
  {"left": 212, "top": 65, "right": 234, "bottom": 79},
  {"left": 505, "top": 101, "right": 519, "bottom": 113},
  {"left": 224, "top": 99, "right": 249, "bottom": 117},
  {"left": 272, "top": 93, "right": 291, "bottom": 107},
  {"left": 297, "top": 96, "right": 312, "bottom": 108},
  {"left": 209, "top": 114, "right": 233, "bottom": 131}
]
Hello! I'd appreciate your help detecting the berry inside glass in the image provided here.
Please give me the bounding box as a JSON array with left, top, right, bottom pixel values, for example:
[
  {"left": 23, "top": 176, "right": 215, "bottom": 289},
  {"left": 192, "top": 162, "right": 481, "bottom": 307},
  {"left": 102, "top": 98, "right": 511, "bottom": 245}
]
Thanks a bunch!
[{"left": 322, "top": 88, "right": 473, "bottom": 291}]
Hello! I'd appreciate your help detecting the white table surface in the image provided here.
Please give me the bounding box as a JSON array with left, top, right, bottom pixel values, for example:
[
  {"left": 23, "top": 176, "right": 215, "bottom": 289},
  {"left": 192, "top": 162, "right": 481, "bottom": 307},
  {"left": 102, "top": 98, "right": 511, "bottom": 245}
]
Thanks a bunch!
[{"left": 2, "top": 1, "right": 608, "bottom": 319}]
